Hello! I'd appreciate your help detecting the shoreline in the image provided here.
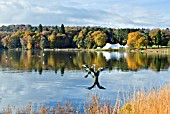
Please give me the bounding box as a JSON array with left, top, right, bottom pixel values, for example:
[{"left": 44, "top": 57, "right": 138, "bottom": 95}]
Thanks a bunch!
[
  {"left": 43, "top": 48, "right": 170, "bottom": 54},
  {"left": 2, "top": 47, "right": 170, "bottom": 54},
  {"left": 130, "top": 48, "right": 170, "bottom": 54}
]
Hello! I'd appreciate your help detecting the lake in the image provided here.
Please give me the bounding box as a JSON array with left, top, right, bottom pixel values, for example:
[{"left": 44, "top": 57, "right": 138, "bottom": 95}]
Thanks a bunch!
[{"left": 0, "top": 50, "right": 170, "bottom": 112}]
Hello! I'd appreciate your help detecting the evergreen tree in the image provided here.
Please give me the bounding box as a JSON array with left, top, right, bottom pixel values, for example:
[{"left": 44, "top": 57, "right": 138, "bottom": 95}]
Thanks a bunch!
[
  {"left": 155, "top": 30, "right": 161, "bottom": 48},
  {"left": 55, "top": 25, "right": 60, "bottom": 34},
  {"left": 60, "top": 24, "right": 65, "bottom": 34},
  {"left": 38, "top": 24, "right": 43, "bottom": 32}
]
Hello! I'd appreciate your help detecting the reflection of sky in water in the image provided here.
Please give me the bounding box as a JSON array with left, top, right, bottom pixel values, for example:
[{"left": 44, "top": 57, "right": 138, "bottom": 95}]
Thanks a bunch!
[
  {"left": 0, "top": 67, "right": 170, "bottom": 112},
  {"left": 102, "top": 52, "right": 126, "bottom": 60}
]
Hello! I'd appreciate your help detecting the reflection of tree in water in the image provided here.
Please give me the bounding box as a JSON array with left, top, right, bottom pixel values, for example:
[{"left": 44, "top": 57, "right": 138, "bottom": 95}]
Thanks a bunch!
[
  {"left": 149, "top": 54, "right": 169, "bottom": 72},
  {"left": 60, "top": 65, "right": 65, "bottom": 76},
  {"left": 126, "top": 53, "right": 147, "bottom": 71},
  {"left": 0, "top": 50, "right": 169, "bottom": 73},
  {"left": 82, "top": 64, "right": 106, "bottom": 89}
]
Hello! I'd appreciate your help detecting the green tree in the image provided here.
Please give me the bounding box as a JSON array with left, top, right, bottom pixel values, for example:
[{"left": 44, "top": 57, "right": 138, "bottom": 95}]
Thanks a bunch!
[
  {"left": 155, "top": 30, "right": 161, "bottom": 48},
  {"left": 84, "top": 31, "right": 94, "bottom": 49},
  {"left": 161, "top": 29, "right": 170, "bottom": 46},
  {"left": 73, "top": 30, "right": 86, "bottom": 48},
  {"left": 40, "top": 36, "right": 48, "bottom": 49},
  {"left": 60, "top": 24, "right": 65, "bottom": 34},
  {"left": 115, "top": 29, "right": 123, "bottom": 44},
  {"left": 54, "top": 25, "right": 60, "bottom": 34},
  {"left": 38, "top": 24, "right": 43, "bottom": 32}
]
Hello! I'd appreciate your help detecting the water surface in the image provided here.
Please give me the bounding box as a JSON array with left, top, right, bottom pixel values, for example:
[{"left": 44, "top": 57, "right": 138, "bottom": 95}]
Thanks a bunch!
[{"left": 0, "top": 50, "right": 170, "bottom": 111}]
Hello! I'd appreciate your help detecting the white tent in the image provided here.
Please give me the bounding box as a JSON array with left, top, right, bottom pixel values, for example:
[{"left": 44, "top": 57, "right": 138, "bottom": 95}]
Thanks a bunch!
[{"left": 103, "top": 43, "right": 127, "bottom": 49}]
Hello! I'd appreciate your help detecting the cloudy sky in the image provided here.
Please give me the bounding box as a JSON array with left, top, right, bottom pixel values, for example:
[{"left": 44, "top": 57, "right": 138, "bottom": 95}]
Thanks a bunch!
[{"left": 0, "top": 0, "right": 170, "bottom": 28}]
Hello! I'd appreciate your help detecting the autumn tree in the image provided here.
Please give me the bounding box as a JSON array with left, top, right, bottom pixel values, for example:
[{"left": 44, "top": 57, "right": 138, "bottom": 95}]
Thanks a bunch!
[
  {"left": 92, "top": 31, "right": 108, "bottom": 47},
  {"left": 149, "top": 29, "right": 159, "bottom": 45},
  {"left": 32, "top": 32, "right": 41, "bottom": 49},
  {"left": 2, "top": 31, "right": 22, "bottom": 49},
  {"left": 127, "top": 32, "right": 148, "bottom": 49},
  {"left": 48, "top": 33, "right": 56, "bottom": 48},
  {"left": 1, "top": 35, "right": 9, "bottom": 48},
  {"left": 73, "top": 30, "right": 85, "bottom": 48}
]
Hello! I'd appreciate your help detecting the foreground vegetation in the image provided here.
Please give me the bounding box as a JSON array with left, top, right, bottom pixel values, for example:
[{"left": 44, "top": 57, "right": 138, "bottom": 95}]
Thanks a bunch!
[
  {"left": 0, "top": 24, "right": 170, "bottom": 50},
  {"left": 120, "top": 84, "right": 170, "bottom": 114},
  {"left": 2, "top": 83, "right": 170, "bottom": 114}
]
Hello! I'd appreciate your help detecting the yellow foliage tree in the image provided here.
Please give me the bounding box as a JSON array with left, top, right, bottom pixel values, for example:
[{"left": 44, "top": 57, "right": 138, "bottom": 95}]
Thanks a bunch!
[
  {"left": 92, "top": 31, "right": 107, "bottom": 47},
  {"left": 127, "top": 32, "right": 148, "bottom": 49},
  {"left": 48, "top": 33, "right": 56, "bottom": 48},
  {"left": 48, "top": 33, "right": 56, "bottom": 42},
  {"left": 24, "top": 31, "right": 34, "bottom": 38}
]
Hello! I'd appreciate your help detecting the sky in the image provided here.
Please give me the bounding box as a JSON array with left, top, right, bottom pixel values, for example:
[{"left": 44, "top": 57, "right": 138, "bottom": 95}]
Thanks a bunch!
[{"left": 0, "top": 0, "right": 170, "bottom": 28}]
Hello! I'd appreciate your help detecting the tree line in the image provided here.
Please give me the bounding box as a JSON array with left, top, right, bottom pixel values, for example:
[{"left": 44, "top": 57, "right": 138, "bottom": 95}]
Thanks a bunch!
[{"left": 0, "top": 24, "right": 170, "bottom": 49}]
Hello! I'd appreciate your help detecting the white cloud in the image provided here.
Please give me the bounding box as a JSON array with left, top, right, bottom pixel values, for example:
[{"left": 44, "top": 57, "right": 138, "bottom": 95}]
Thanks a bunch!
[{"left": 0, "top": 0, "right": 170, "bottom": 28}]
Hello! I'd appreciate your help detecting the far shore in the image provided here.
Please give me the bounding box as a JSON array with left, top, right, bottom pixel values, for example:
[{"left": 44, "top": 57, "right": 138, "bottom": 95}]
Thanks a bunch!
[
  {"left": 44, "top": 47, "right": 170, "bottom": 54},
  {"left": 1, "top": 47, "right": 170, "bottom": 54},
  {"left": 129, "top": 48, "right": 170, "bottom": 54}
]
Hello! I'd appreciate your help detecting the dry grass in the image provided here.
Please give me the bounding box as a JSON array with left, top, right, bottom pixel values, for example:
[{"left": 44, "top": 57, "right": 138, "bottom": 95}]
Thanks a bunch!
[
  {"left": 2, "top": 102, "right": 74, "bottom": 114},
  {"left": 120, "top": 84, "right": 170, "bottom": 114},
  {"left": 84, "top": 94, "right": 120, "bottom": 114},
  {"left": 1, "top": 84, "right": 170, "bottom": 114}
]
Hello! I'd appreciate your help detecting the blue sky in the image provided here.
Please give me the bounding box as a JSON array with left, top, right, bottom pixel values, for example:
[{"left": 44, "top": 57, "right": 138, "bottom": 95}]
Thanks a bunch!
[{"left": 0, "top": 0, "right": 170, "bottom": 28}]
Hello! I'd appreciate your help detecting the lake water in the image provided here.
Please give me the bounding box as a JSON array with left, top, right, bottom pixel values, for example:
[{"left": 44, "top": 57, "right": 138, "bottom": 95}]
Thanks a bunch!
[{"left": 0, "top": 50, "right": 170, "bottom": 112}]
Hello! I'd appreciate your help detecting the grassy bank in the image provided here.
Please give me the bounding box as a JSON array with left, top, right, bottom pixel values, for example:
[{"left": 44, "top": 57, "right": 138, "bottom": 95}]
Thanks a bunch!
[{"left": 120, "top": 84, "right": 170, "bottom": 114}]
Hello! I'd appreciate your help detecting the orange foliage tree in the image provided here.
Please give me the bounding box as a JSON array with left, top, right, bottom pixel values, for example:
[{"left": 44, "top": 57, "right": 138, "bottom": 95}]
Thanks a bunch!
[{"left": 127, "top": 32, "right": 148, "bottom": 49}]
